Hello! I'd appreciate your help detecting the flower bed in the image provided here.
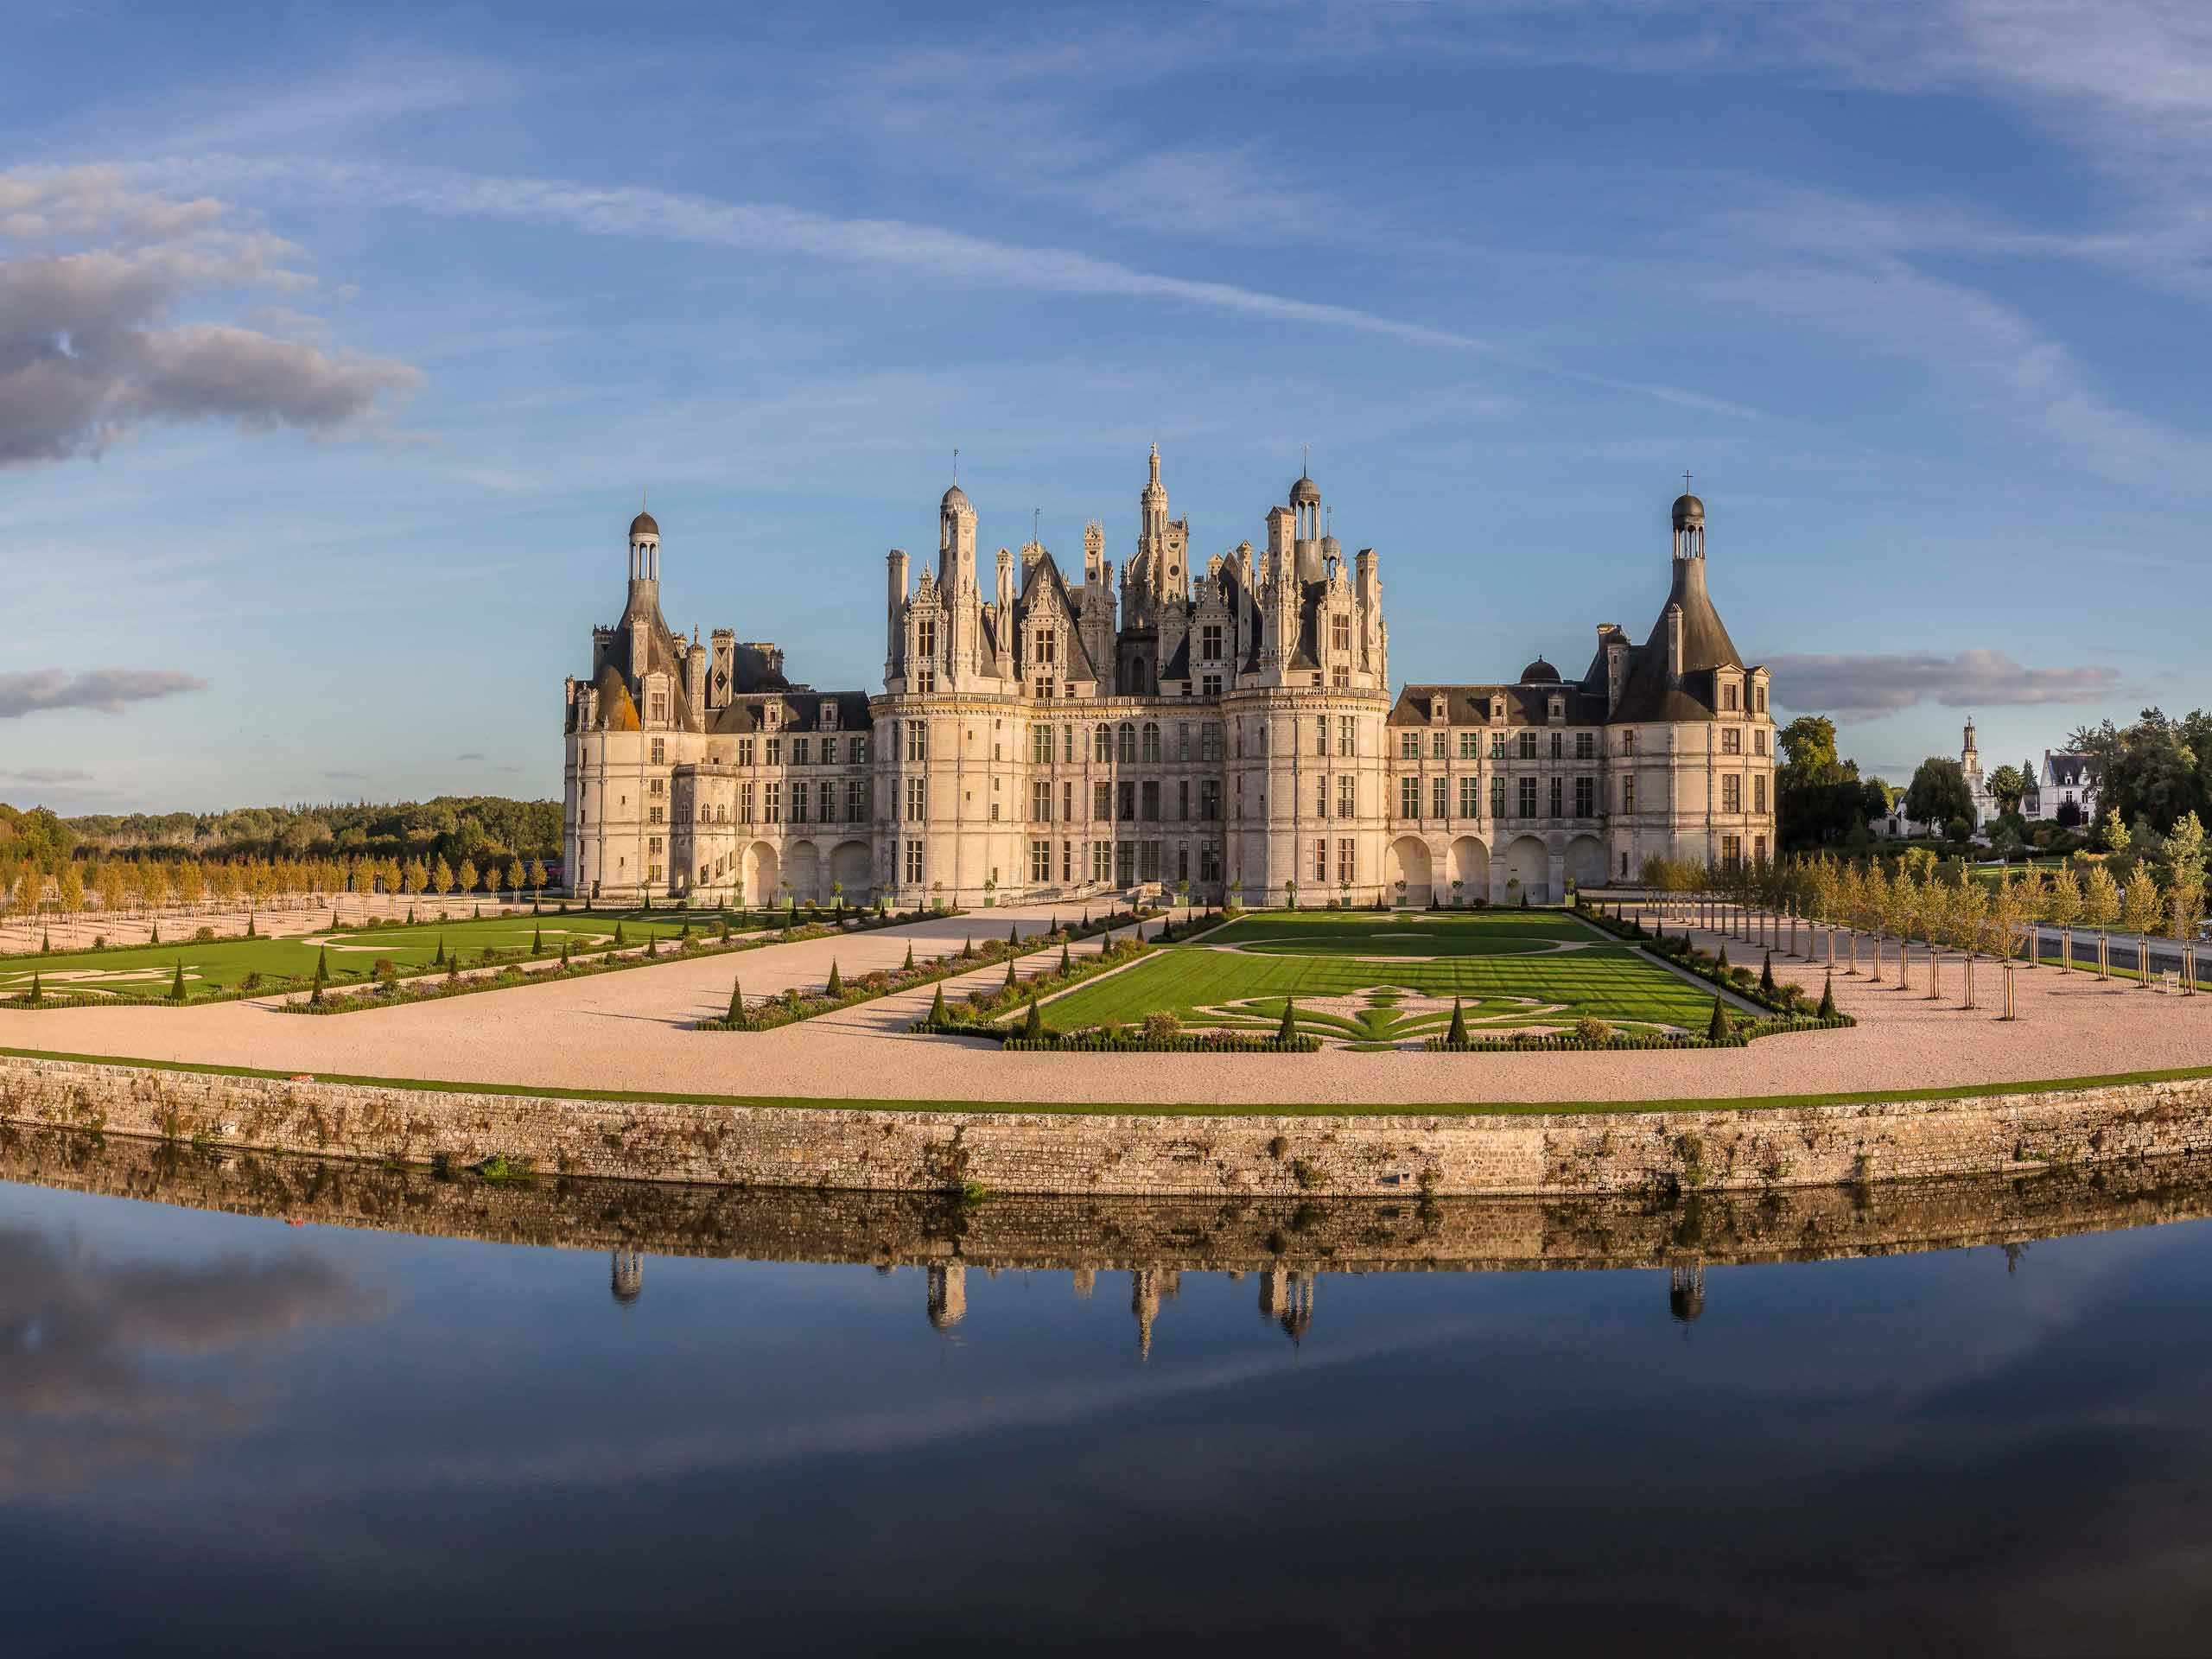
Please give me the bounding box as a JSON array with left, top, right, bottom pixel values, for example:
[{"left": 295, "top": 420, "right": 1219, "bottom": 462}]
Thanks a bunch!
[
  {"left": 700, "top": 908, "right": 1160, "bottom": 1033},
  {"left": 1574, "top": 902, "right": 1855, "bottom": 1025},
  {"left": 1422, "top": 1014, "right": 1852, "bottom": 1052},
  {"left": 280, "top": 910, "right": 941, "bottom": 1015}
]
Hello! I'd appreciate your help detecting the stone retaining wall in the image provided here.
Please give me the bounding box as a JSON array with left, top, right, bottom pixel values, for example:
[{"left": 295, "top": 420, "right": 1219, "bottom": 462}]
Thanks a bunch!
[
  {"left": 6, "top": 1052, "right": 2212, "bottom": 1198},
  {"left": 6, "top": 1121, "right": 2209, "bottom": 1275}
]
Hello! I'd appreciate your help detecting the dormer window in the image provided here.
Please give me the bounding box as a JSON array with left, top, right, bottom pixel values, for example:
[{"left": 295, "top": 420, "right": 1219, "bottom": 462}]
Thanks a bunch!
[
  {"left": 1722, "top": 681, "right": 1740, "bottom": 712},
  {"left": 1491, "top": 697, "right": 1505, "bottom": 723},
  {"left": 1430, "top": 696, "right": 1447, "bottom": 723},
  {"left": 1548, "top": 696, "right": 1565, "bottom": 722},
  {"left": 821, "top": 700, "right": 839, "bottom": 729}
]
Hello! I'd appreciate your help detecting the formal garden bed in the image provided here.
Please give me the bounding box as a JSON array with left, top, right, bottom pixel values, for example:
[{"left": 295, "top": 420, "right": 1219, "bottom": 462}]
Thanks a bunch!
[{"left": 702, "top": 907, "right": 1166, "bottom": 1033}]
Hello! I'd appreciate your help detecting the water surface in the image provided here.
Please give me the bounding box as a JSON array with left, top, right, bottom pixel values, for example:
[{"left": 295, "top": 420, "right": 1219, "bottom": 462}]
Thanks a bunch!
[{"left": 3, "top": 1138, "right": 2209, "bottom": 1656}]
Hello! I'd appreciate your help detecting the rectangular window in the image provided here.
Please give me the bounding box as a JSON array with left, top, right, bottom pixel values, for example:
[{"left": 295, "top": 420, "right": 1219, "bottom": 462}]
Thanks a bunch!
[
  {"left": 1033, "top": 628, "right": 1056, "bottom": 665},
  {"left": 1459, "top": 776, "right": 1479, "bottom": 819},
  {"left": 1754, "top": 774, "right": 1768, "bottom": 814},
  {"left": 1493, "top": 776, "right": 1507, "bottom": 817},
  {"left": 1622, "top": 775, "right": 1636, "bottom": 814},
  {"left": 1201, "top": 843, "right": 1222, "bottom": 884},
  {"left": 739, "top": 781, "right": 754, "bottom": 823},
  {"left": 765, "top": 783, "right": 782, "bottom": 823},
  {"left": 793, "top": 738, "right": 810, "bottom": 766},
  {"left": 1317, "top": 774, "right": 1330, "bottom": 818},
  {"left": 1491, "top": 734, "right": 1507, "bottom": 760},
  {"left": 1177, "top": 722, "right": 1191, "bottom": 762},
  {"left": 1141, "top": 781, "right": 1160, "bottom": 822},
  {"left": 846, "top": 779, "right": 864, "bottom": 821},
  {"left": 791, "top": 782, "right": 808, "bottom": 822},
  {"left": 1722, "top": 727, "right": 1743, "bottom": 755},
  {"left": 1433, "top": 776, "right": 1448, "bottom": 820},
  {"left": 1316, "top": 716, "right": 1329, "bottom": 757},
  {"left": 1517, "top": 777, "right": 1537, "bottom": 818},
  {"left": 1400, "top": 731, "right": 1421, "bottom": 761},
  {"left": 1548, "top": 777, "right": 1563, "bottom": 818},
  {"left": 1338, "top": 716, "right": 1355, "bottom": 758},
  {"left": 647, "top": 805, "right": 664, "bottom": 825},
  {"left": 766, "top": 738, "right": 781, "bottom": 766},
  {"left": 851, "top": 735, "right": 868, "bottom": 765},
  {"left": 1723, "top": 774, "right": 1743, "bottom": 812},
  {"left": 1118, "top": 782, "right": 1136, "bottom": 821},
  {"left": 1177, "top": 779, "right": 1189, "bottom": 821},
  {"left": 1092, "top": 841, "right": 1111, "bottom": 882},
  {"left": 1116, "top": 842, "right": 1135, "bottom": 886},
  {"left": 1721, "top": 833, "right": 1742, "bottom": 868},
  {"left": 1201, "top": 624, "right": 1224, "bottom": 659},
  {"left": 1093, "top": 782, "right": 1110, "bottom": 821},
  {"left": 1033, "top": 780, "right": 1052, "bottom": 821},
  {"left": 905, "top": 778, "right": 926, "bottom": 822},
  {"left": 1331, "top": 614, "right": 1351, "bottom": 653},
  {"left": 1315, "top": 839, "right": 1329, "bottom": 883},
  {"left": 1338, "top": 775, "right": 1355, "bottom": 818},
  {"left": 904, "top": 839, "right": 924, "bottom": 885},
  {"left": 1754, "top": 728, "right": 1767, "bottom": 756},
  {"left": 1724, "top": 683, "right": 1740, "bottom": 711},
  {"left": 1199, "top": 779, "right": 1220, "bottom": 820},
  {"left": 1202, "top": 673, "right": 1223, "bottom": 697},
  {"left": 1550, "top": 732, "right": 1564, "bottom": 760},
  {"left": 1030, "top": 838, "right": 1051, "bottom": 882},
  {"left": 1459, "top": 730, "right": 1478, "bottom": 760},
  {"left": 1401, "top": 776, "right": 1421, "bottom": 819},
  {"left": 1518, "top": 731, "right": 1537, "bottom": 760},
  {"left": 1140, "top": 841, "right": 1162, "bottom": 882},
  {"left": 1574, "top": 776, "right": 1595, "bottom": 817},
  {"left": 1754, "top": 685, "right": 1767, "bottom": 714},
  {"left": 1575, "top": 731, "right": 1595, "bottom": 760},
  {"left": 1062, "top": 780, "right": 1074, "bottom": 821},
  {"left": 1431, "top": 731, "right": 1447, "bottom": 760},
  {"left": 915, "top": 618, "right": 936, "bottom": 662},
  {"left": 1337, "top": 839, "right": 1355, "bottom": 887},
  {"left": 906, "top": 723, "right": 925, "bottom": 762},
  {"left": 1032, "top": 725, "right": 1051, "bottom": 763},
  {"left": 736, "top": 737, "right": 755, "bottom": 766},
  {"left": 1062, "top": 840, "right": 1073, "bottom": 883},
  {"left": 1619, "top": 730, "right": 1636, "bottom": 755},
  {"left": 649, "top": 695, "right": 667, "bottom": 725},
  {"left": 1201, "top": 723, "right": 1224, "bottom": 762}
]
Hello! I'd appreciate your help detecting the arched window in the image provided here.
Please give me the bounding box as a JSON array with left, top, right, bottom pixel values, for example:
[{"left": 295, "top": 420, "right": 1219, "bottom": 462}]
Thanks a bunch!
[
  {"left": 1141, "top": 721, "right": 1160, "bottom": 763},
  {"left": 1094, "top": 723, "right": 1112, "bottom": 763},
  {"left": 1117, "top": 722, "right": 1137, "bottom": 764}
]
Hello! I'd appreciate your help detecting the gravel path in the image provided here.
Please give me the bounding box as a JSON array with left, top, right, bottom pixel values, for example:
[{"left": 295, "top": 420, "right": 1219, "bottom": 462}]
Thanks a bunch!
[{"left": 3, "top": 906, "right": 2209, "bottom": 1108}]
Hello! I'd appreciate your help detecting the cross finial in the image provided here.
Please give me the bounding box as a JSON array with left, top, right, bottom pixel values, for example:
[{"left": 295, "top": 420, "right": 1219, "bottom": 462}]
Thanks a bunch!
[
  {"left": 1681, "top": 469, "right": 1692, "bottom": 494},
  {"left": 1032, "top": 506, "right": 1040, "bottom": 543},
  {"left": 1302, "top": 443, "right": 1310, "bottom": 479},
  {"left": 952, "top": 446, "right": 959, "bottom": 484}
]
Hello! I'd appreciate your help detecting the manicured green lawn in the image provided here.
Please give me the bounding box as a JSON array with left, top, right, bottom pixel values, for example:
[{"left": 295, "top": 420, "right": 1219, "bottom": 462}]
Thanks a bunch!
[
  {"left": 1043, "top": 909, "right": 1713, "bottom": 1045},
  {"left": 0, "top": 907, "right": 775, "bottom": 999}
]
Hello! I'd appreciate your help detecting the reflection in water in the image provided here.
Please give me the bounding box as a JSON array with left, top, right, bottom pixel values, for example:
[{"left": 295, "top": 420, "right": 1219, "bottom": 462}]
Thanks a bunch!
[{"left": 9, "top": 1128, "right": 2212, "bottom": 1654}]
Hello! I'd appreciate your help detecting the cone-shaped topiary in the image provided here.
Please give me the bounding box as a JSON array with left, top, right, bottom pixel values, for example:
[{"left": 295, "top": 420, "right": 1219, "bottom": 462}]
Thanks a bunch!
[
  {"left": 928, "top": 983, "right": 947, "bottom": 1025},
  {"left": 406, "top": 906, "right": 415, "bottom": 925},
  {"left": 962, "top": 935, "right": 973, "bottom": 958},
  {"left": 28, "top": 972, "right": 41, "bottom": 1003},
  {"left": 826, "top": 959, "right": 844, "bottom": 996},
  {"left": 330, "top": 911, "right": 340, "bottom": 930},
  {"left": 1446, "top": 995, "right": 1467, "bottom": 1045},
  {"left": 169, "top": 961, "right": 187, "bottom": 1001},
  {"left": 1759, "top": 951, "right": 1777, "bottom": 996},
  {"left": 151, "top": 923, "right": 161, "bottom": 945},
  {"left": 1049, "top": 915, "right": 1059, "bottom": 936},
  {"left": 447, "top": 954, "right": 459, "bottom": 982},
  {"left": 1707, "top": 996, "right": 1732, "bottom": 1041},
  {"left": 728, "top": 976, "right": 745, "bottom": 1025},
  {"left": 1023, "top": 995, "right": 1044, "bottom": 1040},
  {"left": 560, "top": 938, "right": 571, "bottom": 968},
  {"left": 1717, "top": 945, "right": 1732, "bottom": 974},
  {"left": 614, "top": 923, "right": 628, "bottom": 948},
  {"left": 1276, "top": 997, "right": 1297, "bottom": 1045},
  {"left": 1004, "top": 957, "right": 1018, "bottom": 989},
  {"left": 531, "top": 925, "right": 543, "bottom": 954},
  {"left": 41, "top": 931, "right": 50, "bottom": 954},
  {"left": 314, "top": 946, "right": 328, "bottom": 985},
  {"left": 245, "top": 913, "right": 257, "bottom": 938},
  {"left": 1058, "top": 943, "right": 1071, "bottom": 975},
  {"left": 1008, "top": 923, "right": 1019, "bottom": 946},
  {"left": 679, "top": 921, "right": 691, "bottom": 941},
  {"left": 903, "top": 942, "right": 914, "bottom": 969},
  {"left": 1818, "top": 970, "right": 1837, "bottom": 1019},
  {"left": 645, "top": 933, "right": 658, "bottom": 958},
  {"left": 434, "top": 938, "right": 446, "bottom": 966}
]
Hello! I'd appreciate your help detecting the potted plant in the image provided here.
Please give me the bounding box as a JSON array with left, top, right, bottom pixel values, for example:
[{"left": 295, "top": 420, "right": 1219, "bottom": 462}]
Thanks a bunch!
[{"left": 1283, "top": 877, "right": 1298, "bottom": 911}]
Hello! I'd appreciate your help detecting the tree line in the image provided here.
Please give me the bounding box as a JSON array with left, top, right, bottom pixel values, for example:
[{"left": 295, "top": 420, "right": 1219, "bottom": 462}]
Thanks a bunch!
[{"left": 47, "top": 794, "right": 562, "bottom": 868}]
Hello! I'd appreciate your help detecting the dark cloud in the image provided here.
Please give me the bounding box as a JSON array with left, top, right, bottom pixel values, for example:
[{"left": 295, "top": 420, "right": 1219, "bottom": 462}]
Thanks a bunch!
[
  {"left": 0, "top": 767, "right": 91, "bottom": 783},
  {"left": 0, "top": 668, "right": 204, "bottom": 719},
  {"left": 0, "top": 166, "right": 418, "bottom": 464},
  {"left": 1765, "top": 650, "right": 2123, "bottom": 720}
]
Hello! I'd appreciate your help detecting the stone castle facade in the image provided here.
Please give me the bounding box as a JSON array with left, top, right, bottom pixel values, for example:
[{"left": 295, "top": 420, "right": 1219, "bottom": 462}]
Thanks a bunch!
[{"left": 563, "top": 454, "right": 1775, "bottom": 906}]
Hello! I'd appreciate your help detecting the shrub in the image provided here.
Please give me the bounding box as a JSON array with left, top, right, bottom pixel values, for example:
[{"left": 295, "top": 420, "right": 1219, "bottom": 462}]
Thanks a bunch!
[
  {"left": 728, "top": 976, "right": 746, "bottom": 1025},
  {"left": 1276, "top": 998, "right": 1297, "bottom": 1045},
  {"left": 1707, "top": 997, "right": 1732, "bottom": 1041},
  {"left": 1717, "top": 946, "right": 1732, "bottom": 974},
  {"left": 1023, "top": 996, "right": 1044, "bottom": 1039},
  {"left": 1818, "top": 971, "right": 1838, "bottom": 1019},
  {"left": 1446, "top": 996, "right": 1467, "bottom": 1044},
  {"left": 1141, "top": 1010, "right": 1181, "bottom": 1042},
  {"left": 1574, "top": 1014, "right": 1611, "bottom": 1043},
  {"left": 613, "top": 923, "right": 628, "bottom": 948},
  {"left": 929, "top": 984, "right": 947, "bottom": 1024},
  {"left": 192, "top": 926, "right": 216, "bottom": 943},
  {"left": 826, "top": 959, "right": 843, "bottom": 996},
  {"left": 531, "top": 925, "right": 543, "bottom": 954},
  {"left": 168, "top": 962, "right": 187, "bottom": 1001},
  {"left": 1003, "top": 957, "right": 1018, "bottom": 990},
  {"left": 1759, "top": 951, "right": 1777, "bottom": 995}
]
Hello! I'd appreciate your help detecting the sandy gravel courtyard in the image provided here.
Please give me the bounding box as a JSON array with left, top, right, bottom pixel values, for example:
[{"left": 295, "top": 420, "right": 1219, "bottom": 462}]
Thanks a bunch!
[{"left": 4, "top": 905, "right": 2210, "bottom": 1108}]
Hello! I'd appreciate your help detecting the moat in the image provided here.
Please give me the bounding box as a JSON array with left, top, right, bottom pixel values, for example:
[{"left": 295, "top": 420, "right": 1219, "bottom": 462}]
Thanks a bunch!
[{"left": 5, "top": 1134, "right": 2212, "bottom": 1656}]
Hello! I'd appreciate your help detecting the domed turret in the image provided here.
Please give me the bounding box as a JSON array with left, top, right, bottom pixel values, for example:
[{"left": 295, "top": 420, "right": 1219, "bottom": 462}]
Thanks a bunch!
[
  {"left": 1290, "top": 474, "right": 1320, "bottom": 507},
  {"left": 1520, "top": 656, "right": 1560, "bottom": 683},
  {"left": 940, "top": 482, "right": 972, "bottom": 515},
  {"left": 1670, "top": 493, "right": 1704, "bottom": 530},
  {"left": 629, "top": 509, "right": 660, "bottom": 538}
]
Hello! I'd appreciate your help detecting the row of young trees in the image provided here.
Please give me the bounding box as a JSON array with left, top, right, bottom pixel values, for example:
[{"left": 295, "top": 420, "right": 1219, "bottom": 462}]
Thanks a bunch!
[
  {"left": 1, "top": 851, "right": 552, "bottom": 935},
  {"left": 1640, "top": 813, "right": 2209, "bottom": 969}
]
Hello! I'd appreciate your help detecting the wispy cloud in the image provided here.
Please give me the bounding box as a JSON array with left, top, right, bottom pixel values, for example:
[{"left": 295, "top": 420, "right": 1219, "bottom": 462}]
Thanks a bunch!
[
  {"left": 0, "top": 767, "right": 91, "bottom": 784},
  {"left": 453, "top": 751, "right": 486, "bottom": 761},
  {"left": 1768, "top": 649, "right": 2124, "bottom": 721},
  {"left": 0, "top": 668, "right": 205, "bottom": 719}
]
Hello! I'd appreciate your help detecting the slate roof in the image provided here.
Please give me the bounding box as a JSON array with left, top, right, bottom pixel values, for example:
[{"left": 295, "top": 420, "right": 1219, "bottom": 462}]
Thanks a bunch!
[{"left": 1608, "top": 556, "right": 1751, "bottom": 724}]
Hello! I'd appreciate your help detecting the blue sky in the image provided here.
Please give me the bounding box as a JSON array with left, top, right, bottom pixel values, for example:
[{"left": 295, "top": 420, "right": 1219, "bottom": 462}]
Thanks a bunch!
[{"left": 4, "top": 0, "right": 2207, "bottom": 814}]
